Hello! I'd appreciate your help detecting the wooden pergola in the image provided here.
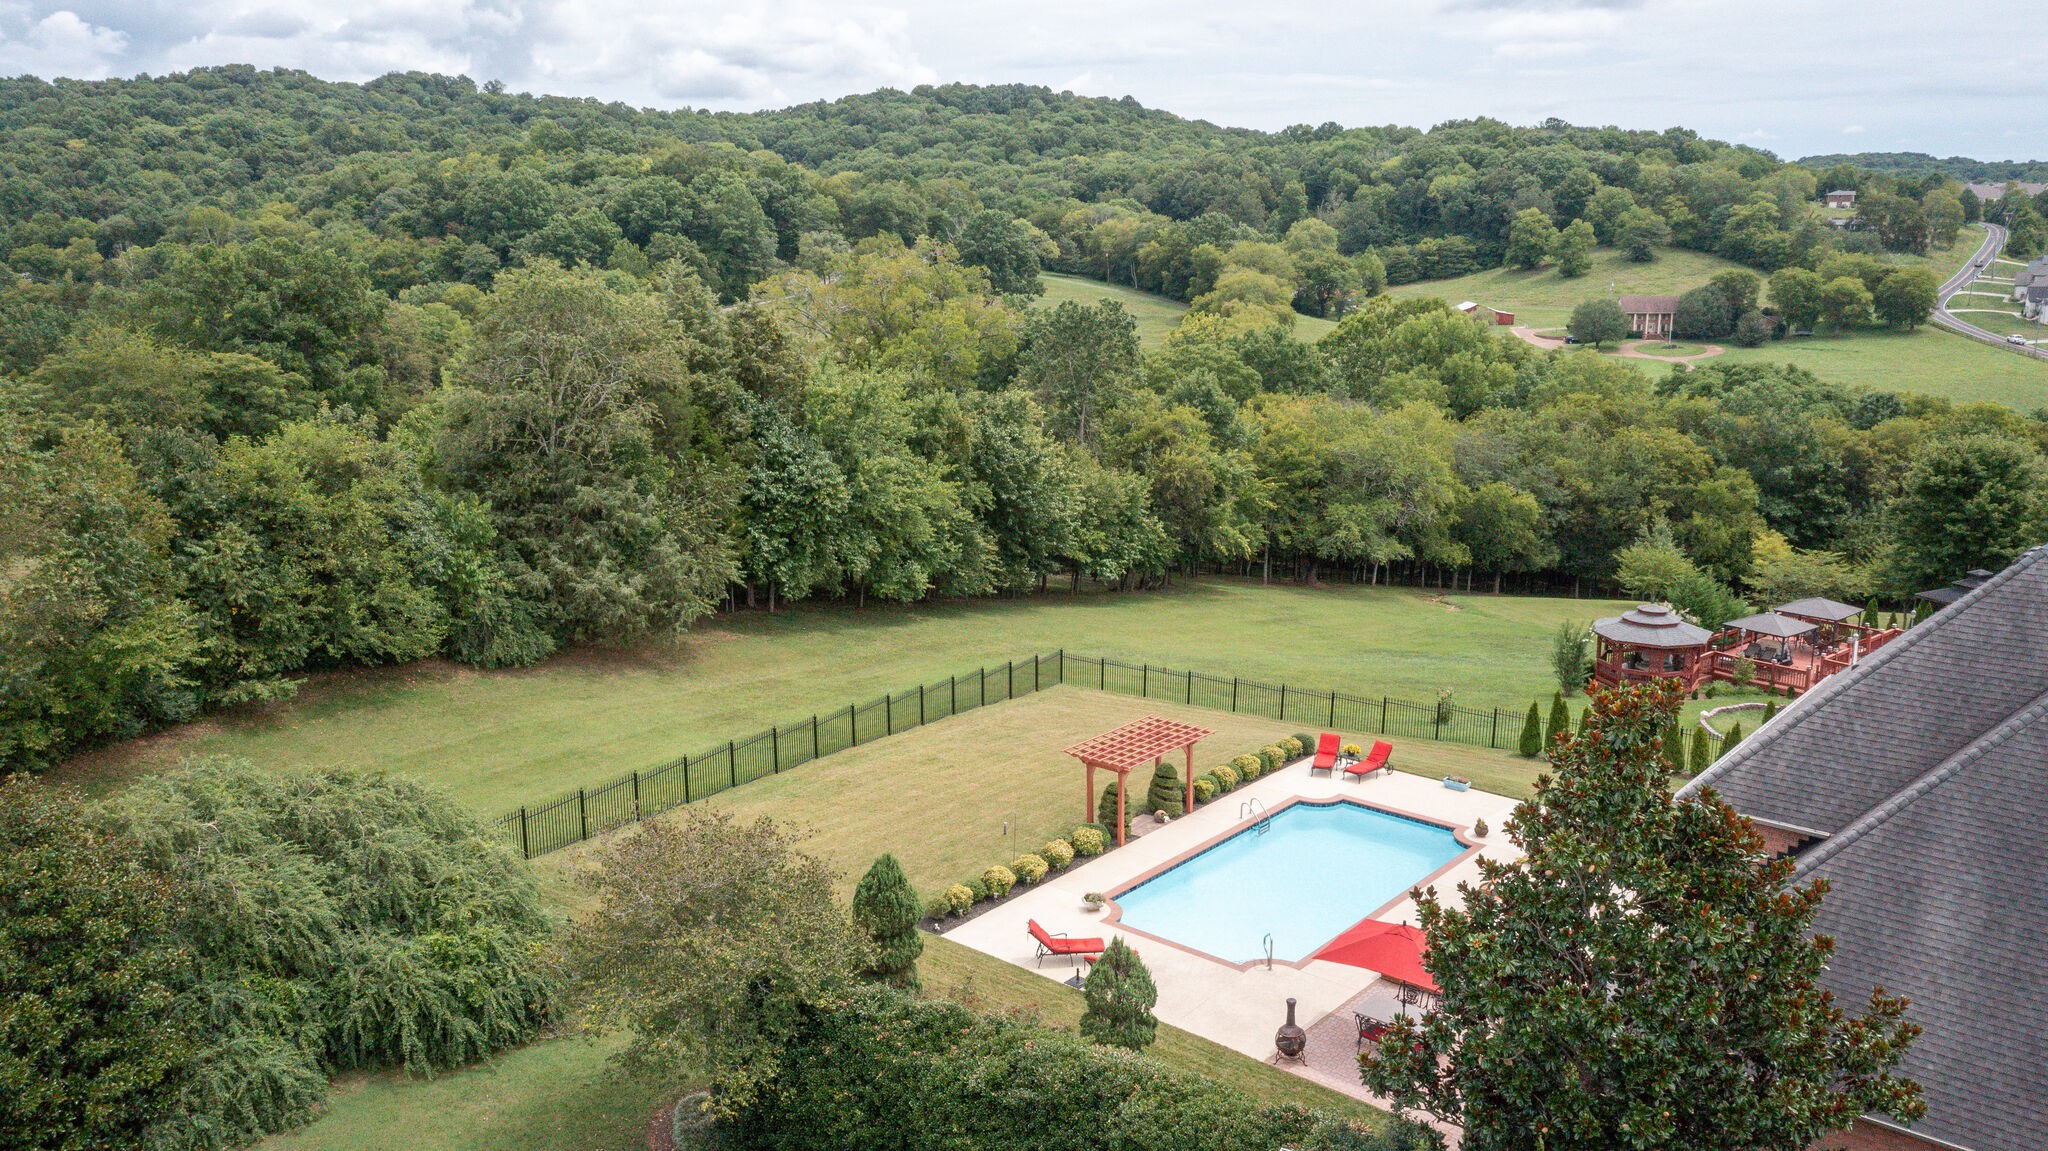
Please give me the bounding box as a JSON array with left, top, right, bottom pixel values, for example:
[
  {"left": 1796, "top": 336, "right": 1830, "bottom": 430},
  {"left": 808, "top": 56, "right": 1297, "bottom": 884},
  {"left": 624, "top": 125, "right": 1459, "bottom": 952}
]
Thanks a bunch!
[{"left": 1063, "top": 716, "right": 1215, "bottom": 846}]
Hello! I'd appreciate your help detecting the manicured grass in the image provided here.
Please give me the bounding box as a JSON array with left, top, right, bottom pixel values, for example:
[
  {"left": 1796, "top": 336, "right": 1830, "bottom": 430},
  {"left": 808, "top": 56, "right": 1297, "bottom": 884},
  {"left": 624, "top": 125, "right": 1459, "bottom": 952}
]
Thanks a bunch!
[
  {"left": 1612, "top": 341, "right": 1714, "bottom": 358},
  {"left": 1711, "top": 331, "right": 2047, "bottom": 407},
  {"left": 1035, "top": 273, "right": 1338, "bottom": 347},
  {"left": 691, "top": 688, "right": 1300, "bottom": 898},
  {"left": 56, "top": 578, "right": 1627, "bottom": 815},
  {"left": 1947, "top": 310, "right": 2044, "bottom": 342},
  {"left": 920, "top": 935, "right": 1392, "bottom": 1127},
  {"left": 260, "top": 1031, "right": 668, "bottom": 1151},
  {"left": 1386, "top": 245, "right": 1755, "bottom": 330}
]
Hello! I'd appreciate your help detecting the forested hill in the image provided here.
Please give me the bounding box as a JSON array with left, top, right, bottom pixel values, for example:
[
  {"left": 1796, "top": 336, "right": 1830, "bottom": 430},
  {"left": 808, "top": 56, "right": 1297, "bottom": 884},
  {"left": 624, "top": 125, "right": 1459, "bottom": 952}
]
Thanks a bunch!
[
  {"left": 1798, "top": 151, "right": 2048, "bottom": 184},
  {"left": 2, "top": 65, "right": 1819, "bottom": 282}
]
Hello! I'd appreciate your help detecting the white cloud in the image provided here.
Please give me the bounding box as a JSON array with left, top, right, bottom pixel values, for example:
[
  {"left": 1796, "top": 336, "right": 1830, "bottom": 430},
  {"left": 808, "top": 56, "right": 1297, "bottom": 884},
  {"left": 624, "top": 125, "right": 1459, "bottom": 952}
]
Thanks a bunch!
[
  {"left": 1843, "top": 124, "right": 1866, "bottom": 134},
  {"left": 2, "top": 0, "right": 2045, "bottom": 158},
  {"left": 2, "top": 9, "right": 128, "bottom": 78}
]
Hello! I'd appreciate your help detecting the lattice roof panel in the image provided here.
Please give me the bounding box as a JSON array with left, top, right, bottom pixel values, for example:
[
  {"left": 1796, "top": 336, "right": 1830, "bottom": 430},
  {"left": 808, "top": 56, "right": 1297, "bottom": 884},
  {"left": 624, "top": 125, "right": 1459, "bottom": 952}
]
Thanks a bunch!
[{"left": 1062, "top": 715, "right": 1215, "bottom": 772}]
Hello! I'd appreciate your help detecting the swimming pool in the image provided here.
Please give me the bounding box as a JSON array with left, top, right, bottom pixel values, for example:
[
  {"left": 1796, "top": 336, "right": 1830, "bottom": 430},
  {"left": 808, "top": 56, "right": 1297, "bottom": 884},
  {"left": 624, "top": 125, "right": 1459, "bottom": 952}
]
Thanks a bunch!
[{"left": 1110, "top": 801, "right": 1466, "bottom": 964}]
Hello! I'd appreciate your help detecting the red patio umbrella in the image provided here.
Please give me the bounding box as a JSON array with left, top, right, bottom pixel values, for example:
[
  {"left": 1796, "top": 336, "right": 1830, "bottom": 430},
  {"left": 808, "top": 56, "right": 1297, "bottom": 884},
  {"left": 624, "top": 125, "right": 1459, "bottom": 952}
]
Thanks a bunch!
[{"left": 1312, "top": 920, "right": 1438, "bottom": 994}]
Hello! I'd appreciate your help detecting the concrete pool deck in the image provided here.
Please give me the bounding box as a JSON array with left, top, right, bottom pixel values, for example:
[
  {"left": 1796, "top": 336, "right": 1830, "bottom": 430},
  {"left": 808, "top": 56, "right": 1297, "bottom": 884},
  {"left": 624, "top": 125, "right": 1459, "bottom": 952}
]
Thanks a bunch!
[{"left": 940, "top": 757, "right": 1523, "bottom": 1075}]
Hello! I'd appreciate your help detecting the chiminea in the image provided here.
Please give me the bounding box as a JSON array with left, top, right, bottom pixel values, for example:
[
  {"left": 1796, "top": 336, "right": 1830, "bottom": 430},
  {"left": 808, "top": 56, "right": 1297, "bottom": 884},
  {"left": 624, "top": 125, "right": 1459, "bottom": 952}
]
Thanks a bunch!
[{"left": 1275, "top": 997, "right": 1307, "bottom": 1060}]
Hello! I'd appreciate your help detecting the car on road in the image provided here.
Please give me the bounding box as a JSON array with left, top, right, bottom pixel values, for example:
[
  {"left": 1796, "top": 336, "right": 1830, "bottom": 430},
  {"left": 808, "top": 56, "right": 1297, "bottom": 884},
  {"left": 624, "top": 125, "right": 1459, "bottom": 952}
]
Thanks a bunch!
[{"left": 2008, "top": 334, "right": 2031, "bottom": 345}]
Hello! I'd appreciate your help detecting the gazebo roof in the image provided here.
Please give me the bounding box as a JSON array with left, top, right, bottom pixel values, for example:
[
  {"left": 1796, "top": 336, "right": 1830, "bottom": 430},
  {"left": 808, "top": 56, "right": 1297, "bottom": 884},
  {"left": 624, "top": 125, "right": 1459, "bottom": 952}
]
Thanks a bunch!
[
  {"left": 1722, "top": 612, "right": 1819, "bottom": 639},
  {"left": 1063, "top": 716, "right": 1216, "bottom": 772},
  {"left": 1592, "top": 604, "right": 1713, "bottom": 648},
  {"left": 1774, "top": 596, "right": 1865, "bottom": 622}
]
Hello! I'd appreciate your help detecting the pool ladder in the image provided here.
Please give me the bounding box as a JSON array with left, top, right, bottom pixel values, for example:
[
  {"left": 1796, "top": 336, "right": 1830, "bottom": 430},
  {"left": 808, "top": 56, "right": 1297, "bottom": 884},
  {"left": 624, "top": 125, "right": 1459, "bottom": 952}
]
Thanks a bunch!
[
  {"left": 1262, "top": 932, "right": 1276, "bottom": 971},
  {"left": 1240, "top": 797, "right": 1271, "bottom": 835}
]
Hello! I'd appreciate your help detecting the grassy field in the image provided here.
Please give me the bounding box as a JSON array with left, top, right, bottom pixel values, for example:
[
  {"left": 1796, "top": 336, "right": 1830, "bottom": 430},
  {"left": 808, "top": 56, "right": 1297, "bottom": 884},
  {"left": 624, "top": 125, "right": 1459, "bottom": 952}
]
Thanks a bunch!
[
  {"left": 1384, "top": 229, "right": 2048, "bottom": 405},
  {"left": 261, "top": 691, "right": 1467, "bottom": 1151},
  {"left": 1036, "top": 274, "right": 1338, "bottom": 347},
  {"left": 56, "top": 578, "right": 1625, "bottom": 815},
  {"left": 1387, "top": 245, "right": 1755, "bottom": 330}
]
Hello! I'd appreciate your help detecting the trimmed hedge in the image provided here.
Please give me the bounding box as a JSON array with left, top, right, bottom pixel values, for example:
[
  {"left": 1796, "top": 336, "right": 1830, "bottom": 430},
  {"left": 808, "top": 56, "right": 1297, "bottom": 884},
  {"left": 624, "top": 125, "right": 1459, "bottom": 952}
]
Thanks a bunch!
[
  {"left": 1230, "top": 753, "right": 1261, "bottom": 781},
  {"left": 1145, "top": 762, "right": 1182, "bottom": 814},
  {"left": 1042, "top": 839, "right": 1075, "bottom": 868},
  {"left": 1071, "top": 826, "right": 1107, "bottom": 856},
  {"left": 1011, "top": 854, "right": 1049, "bottom": 885},
  {"left": 717, "top": 988, "right": 1316, "bottom": 1151},
  {"left": 1193, "top": 777, "right": 1216, "bottom": 803},
  {"left": 981, "top": 865, "right": 1016, "bottom": 898}
]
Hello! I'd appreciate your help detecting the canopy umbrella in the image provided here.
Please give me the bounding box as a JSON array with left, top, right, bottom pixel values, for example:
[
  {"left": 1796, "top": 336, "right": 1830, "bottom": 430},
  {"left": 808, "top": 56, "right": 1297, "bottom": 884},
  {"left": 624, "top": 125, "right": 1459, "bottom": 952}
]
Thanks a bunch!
[
  {"left": 1721, "top": 612, "right": 1818, "bottom": 639},
  {"left": 1312, "top": 920, "right": 1437, "bottom": 994}
]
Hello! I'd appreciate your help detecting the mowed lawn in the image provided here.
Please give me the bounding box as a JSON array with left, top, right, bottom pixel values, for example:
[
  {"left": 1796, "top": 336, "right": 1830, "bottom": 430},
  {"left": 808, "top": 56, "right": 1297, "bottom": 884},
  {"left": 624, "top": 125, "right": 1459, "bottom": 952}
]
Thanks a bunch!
[
  {"left": 1036, "top": 273, "right": 1339, "bottom": 347},
  {"left": 59, "top": 578, "right": 1623, "bottom": 815},
  {"left": 1387, "top": 244, "right": 1755, "bottom": 330},
  {"left": 265, "top": 691, "right": 1471, "bottom": 1151}
]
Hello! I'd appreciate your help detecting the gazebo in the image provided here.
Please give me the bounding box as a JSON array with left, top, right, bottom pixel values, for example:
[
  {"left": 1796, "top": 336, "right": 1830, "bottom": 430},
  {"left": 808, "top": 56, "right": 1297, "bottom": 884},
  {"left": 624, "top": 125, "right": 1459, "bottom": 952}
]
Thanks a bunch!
[
  {"left": 1063, "top": 716, "right": 1214, "bottom": 847},
  {"left": 1591, "top": 604, "right": 1715, "bottom": 690},
  {"left": 1720, "top": 611, "right": 1817, "bottom": 662},
  {"left": 1916, "top": 569, "right": 1993, "bottom": 610},
  {"left": 1774, "top": 597, "right": 1865, "bottom": 629}
]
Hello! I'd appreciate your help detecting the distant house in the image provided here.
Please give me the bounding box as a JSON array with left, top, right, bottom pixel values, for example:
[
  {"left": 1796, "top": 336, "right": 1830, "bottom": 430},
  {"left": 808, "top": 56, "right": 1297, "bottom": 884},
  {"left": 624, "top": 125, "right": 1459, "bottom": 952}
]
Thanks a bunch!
[
  {"left": 2013, "top": 257, "right": 2048, "bottom": 320},
  {"left": 1679, "top": 547, "right": 2048, "bottom": 1151},
  {"left": 1617, "top": 294, "right": 1679, "bottom": 339},
  {"left": 1964, "top": 181, "right": 2048, "bottom": 203},
  {"left": 1823, "top": 189, "right": 1857, "bottom": 209},
  {"left": 1455, "top": 300, "right": 1516, "bottom": 326}
]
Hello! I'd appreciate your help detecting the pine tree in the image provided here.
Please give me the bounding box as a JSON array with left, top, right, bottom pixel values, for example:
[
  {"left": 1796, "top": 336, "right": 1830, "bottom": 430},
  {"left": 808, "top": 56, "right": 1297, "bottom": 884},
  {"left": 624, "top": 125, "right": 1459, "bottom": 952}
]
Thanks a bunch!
[
  {"left": 852, "top": 853, "right": 923, "bottom": 988},
  {"left": 1763, "top": 699, "right": 1779, "bottom": 724},
  {"left": 1545, "top": 692, "right": 1571, "bottom": 755},
  {"left": 1145, "top": 761, "right": 1182, "bottom": 815},
  {"left": 1689, "top": 722, "right": 1711, "bottom": 774},
  {"left": 1080, "top": 936, "right": 1158, "bottom": 1050},
  {"left": 1720, "top": 721, "right": 1744, "bottom": 757},
  {"left": 1518, "top": 701, "right": 1544, "bottom": 758},
  {"left": 1661, "top": 720, "right": 1685, "bottom": 775}
]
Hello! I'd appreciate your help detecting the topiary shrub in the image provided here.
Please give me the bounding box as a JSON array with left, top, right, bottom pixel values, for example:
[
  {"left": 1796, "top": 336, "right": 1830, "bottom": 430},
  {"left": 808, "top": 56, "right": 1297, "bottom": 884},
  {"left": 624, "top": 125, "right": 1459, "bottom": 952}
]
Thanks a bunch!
[
  {"left": 1145, "top": 761, "right": 1182, "bottom": 814},
  {"left": 1215, "top": 764, "right": 1242, "bottom": 789},
  {"left": 1010, "top": 855, "right": 1049, "bottom": 885},
  {"left": 1097, "top": 782, "right": 1131, "bottom": 837},
  {"left": 1070, "top": 826, "right": 1107, "bottom": 857},
  {"left": 1193, "top": 777, "right": 1217, "bottom": 803},
  {"left": 1689, "top": 724, "right": 1711, "bottom": 774},
  {"left": 1042, "top": 839, "right": 1074, "bottom": 869},
  {"left": 981, "top": 865, "right": 1016, "bottom": 899},
  {"left": 943, "top": 884, "right": 975, "bottom": 915},
  {"left": 1763, "top": 699, "right": 1779, "bottom": 723}
]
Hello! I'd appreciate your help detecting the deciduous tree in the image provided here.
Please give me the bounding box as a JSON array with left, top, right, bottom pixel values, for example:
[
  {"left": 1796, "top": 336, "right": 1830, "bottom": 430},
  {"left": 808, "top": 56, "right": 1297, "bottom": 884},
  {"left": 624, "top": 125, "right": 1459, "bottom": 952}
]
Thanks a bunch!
[{"left": 1361, "top": 680, "right": 1925, "bottom": 1150}]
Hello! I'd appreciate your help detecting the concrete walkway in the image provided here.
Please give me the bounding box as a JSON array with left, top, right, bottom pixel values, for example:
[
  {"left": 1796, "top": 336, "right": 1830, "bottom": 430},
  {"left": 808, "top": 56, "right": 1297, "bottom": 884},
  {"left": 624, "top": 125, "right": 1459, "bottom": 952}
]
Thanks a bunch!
[{"left": 941, "top": 758, "right": 1521, "bottom": 1063}]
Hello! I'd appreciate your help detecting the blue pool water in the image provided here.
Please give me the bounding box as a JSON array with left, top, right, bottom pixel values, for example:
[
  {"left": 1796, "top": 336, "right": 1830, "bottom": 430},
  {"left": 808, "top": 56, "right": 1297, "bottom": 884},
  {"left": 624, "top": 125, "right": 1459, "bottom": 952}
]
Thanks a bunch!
[{"left": 1112, "top": 802, "right": 1465, "bottom": 963}]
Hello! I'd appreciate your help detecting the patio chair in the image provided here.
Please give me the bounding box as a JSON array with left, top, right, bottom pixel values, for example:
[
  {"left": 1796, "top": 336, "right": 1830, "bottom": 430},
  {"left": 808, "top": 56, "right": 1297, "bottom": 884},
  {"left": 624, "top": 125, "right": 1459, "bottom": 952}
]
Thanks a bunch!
[
  {"left": 1345, "top": 740, "right": 1392, "bottom": 780},
  {"left": 1356, "top": 1012, "right": 1392, "bottom": 1049},
  {"left": 1028, "top": 919, "right": 1105, "bottom": 967},
  {"left": 1309, "top": 732, "right": 1341, "bottom": 774}
]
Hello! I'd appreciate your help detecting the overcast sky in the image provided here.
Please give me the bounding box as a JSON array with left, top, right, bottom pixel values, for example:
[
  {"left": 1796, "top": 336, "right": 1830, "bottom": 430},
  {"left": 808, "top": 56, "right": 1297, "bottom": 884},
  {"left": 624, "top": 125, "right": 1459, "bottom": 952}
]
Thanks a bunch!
[{"left": 3, "top": 0, "right": 2041, "bottom": 162}]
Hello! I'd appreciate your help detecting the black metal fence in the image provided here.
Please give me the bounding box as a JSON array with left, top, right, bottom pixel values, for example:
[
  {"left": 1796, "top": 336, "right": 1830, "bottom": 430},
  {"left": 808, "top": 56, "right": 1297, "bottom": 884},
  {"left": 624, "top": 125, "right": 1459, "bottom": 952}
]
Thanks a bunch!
[{"left": 497, "top": 649, "right": 1723, "bottom": 858}]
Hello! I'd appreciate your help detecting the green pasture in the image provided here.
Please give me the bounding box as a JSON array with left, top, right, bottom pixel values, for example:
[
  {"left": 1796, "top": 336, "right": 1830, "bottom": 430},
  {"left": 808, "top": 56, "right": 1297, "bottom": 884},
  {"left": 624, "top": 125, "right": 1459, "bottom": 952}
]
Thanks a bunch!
[
  {"left": 57, "top": 578, "right": 1627, "bottom": 815},
  {"left": 1386, "top": 244, "right": 1757, "bottom": 330},
  {"left": 1035, "top": 274, "right": 1338, "bottom": 347}
]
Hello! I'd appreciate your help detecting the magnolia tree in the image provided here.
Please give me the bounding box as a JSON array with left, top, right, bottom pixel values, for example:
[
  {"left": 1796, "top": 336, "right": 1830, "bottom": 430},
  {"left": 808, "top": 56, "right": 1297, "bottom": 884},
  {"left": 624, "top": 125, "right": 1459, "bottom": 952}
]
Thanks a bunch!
[{"left": 1362, "top": 679, "right": 1924, "bottom": 1151}]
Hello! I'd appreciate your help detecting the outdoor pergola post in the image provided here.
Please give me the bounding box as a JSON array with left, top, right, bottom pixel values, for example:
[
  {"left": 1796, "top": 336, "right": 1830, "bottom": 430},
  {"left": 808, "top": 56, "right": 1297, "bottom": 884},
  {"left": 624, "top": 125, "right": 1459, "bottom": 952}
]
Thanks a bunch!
[{"left": 1064, "top": 715, "right": 1217, "bottom": 847}]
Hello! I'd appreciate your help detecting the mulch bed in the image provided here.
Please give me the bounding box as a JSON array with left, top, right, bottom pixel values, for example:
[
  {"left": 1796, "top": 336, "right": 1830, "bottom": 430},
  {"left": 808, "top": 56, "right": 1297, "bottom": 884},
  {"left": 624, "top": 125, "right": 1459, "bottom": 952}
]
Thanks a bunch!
[{"left": 646, "top": 1102, "right": 678, "bottom": 1151}]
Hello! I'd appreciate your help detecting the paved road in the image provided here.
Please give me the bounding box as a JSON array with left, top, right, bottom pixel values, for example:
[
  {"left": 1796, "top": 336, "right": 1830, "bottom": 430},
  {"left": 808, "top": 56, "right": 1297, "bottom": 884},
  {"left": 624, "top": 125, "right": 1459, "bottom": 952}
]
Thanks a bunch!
[{"left": 1932, "top": 223, "right": 2047, "bottom": 361}]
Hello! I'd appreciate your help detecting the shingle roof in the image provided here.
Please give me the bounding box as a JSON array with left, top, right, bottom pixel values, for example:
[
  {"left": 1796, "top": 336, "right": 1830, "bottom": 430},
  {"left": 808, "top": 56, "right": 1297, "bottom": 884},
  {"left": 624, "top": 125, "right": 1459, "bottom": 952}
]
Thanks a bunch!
[
  {"left": 1722, "top": 612, "right": 1816, "bottom": 639},
  {"left": 1680, "top": 546, "right": 2048, "bottom": 1151},
  {"left": 1773, "top": 596, "right": 1864, "bottom": 622},
  {"left": 1591, "top": 604, "right": 1713, "bottom": 648},
  {"left": 1616, "top": 294, "right": 1680, "bottom": 314}
]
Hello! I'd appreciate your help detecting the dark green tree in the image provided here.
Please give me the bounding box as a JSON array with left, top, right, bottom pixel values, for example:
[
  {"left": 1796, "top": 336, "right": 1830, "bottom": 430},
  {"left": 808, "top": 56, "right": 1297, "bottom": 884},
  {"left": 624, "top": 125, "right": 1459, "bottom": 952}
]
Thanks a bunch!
[
  {"left": 956, "top": 210, "right": 1045, "bottom": 296},
  {"left": 852, "top": 853, "right": 924, "bottom": 988},
  {"left": 1361, "top": 681, "right": 1924, "bottom": 1149},
  {"left": 1673, "top": 284, "right": 1735, "bottom": 339},
  {"left": 1720, "top": 720, "right": 1744, "bottom": 757},
  {"left": 1872, "top": 267, "right": 1939, "bottom": 331},
  {"left": 1503, "top": 208, "right": 1559, "bottom": 270},
  {"left": 1551, "top": 219, "right": 1596, "bottom": 278},
  {"left": 1885, "top": 433, "right": 2048, "bottom": 592},
  {"left": 1518, "top": 701, "right": 1543, "bottom": 758},
  {"left": 1545, "top": 692, "right": 1571, "bottom": 754},
  {"left": 1019, "top": 299, "right": 1141, "bottom": 444},
  {"left": 1687, "top": 721, "right": 1711, "bottom": 773},
  {"left": 1080, "top": 936, "right": 1159, "bottom": 1051},
  {"left": 0, "top": 777, "right": 193, "bottom": 1151},
  {"left": 1566, "top": 298, "right": 1628, "bottom": 348}
]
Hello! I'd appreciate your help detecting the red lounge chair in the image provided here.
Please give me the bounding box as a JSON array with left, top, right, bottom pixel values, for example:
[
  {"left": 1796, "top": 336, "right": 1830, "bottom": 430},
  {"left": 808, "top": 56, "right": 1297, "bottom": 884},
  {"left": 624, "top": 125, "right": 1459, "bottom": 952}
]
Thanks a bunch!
[
  {"left": 1028, "top": 919, "right": 1106, "bottom": 967},
  {"left": 1345, "top": 740, "right": 1392, "bottom": 780},
  {"left": 1310, "top": 732, "right": 1341, "bottom": 774}
]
